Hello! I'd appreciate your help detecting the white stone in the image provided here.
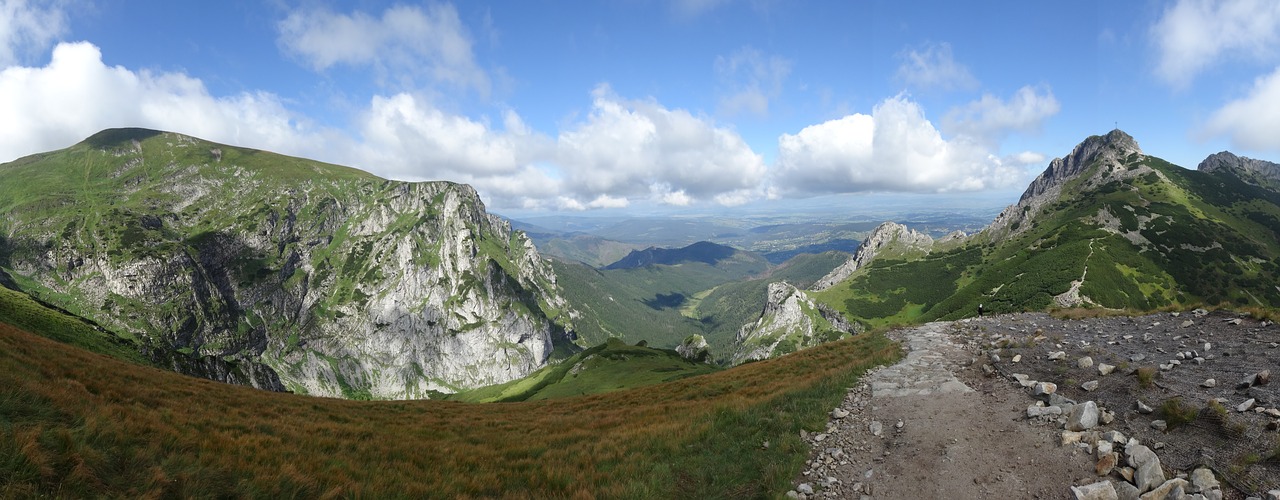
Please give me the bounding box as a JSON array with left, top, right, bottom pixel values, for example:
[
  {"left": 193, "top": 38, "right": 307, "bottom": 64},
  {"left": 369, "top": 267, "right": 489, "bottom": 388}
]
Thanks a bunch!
[
  {"left": 1098, "top": 363, "right": 1116, "bottom": 376},
  {"left": 1067, "top": 401, "right": 1100, "bottom": 431},
  {"left": 1070, "top": 480, "right": 1118, "bottom": 500}
]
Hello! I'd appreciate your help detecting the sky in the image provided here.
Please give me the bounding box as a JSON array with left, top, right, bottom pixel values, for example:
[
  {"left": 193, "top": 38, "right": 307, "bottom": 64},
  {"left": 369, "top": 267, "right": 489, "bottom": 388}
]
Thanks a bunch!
[{"left": 2, "top": 0, "right": 1280, "bottom": 216}]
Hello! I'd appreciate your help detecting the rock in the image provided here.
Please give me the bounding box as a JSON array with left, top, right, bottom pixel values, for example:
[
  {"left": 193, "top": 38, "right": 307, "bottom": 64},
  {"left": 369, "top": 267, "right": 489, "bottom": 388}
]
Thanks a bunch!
[
  {"left": 1204, "top": 342, "right": 1212, "bottom": 352},
  {"left": 1192, "top": 308, "right": 1208, "bottom": 317},
  {"left": 1034, "top": 381, "right": 1058, "bottom": 396},
  {"left": 990, "top": 353, "right": 1001, "bottom": 363},
  {"left": 1190, "top": 467, "right": 1220, "bottom": 494},
  {"left": 1096, "top": 452, "right": 1118, "bottom": 476},
  {"left": 1068, "top": 401, "right": 1100, "bottom": 431},
  {"left": 797, "top": 483, "right": 814, "bottom": 495},
  {"left": 1072, "top": 480, "right": 1119, "bottom": 500},
  {"left": 1098, "top": 363, "right": 1116, "bottom": 376},
  {"left": 1150, "top": 420, "right": 1167, "bottom": 431},
  {"left": 1114, "top": 481, "right": 1140, "bottom": 500},
  {"left": 1260, "top": 370, "right": 1272, "bottom": 386},
  {"left": 1012, "top": 354, "right": 1022, "bottom": 363},
  {"left": 813, "top": 433, "right": 828, "bottom": 442},
  {"left": 1131, "top": 353, "right": 1146, "bottom": 362},
  {"left": 1119, "top": 467, "right": 1135, "bottom": 482},
  {"left": 1100, "top": 410, "right": 1115, "bottom": 425},
  {"left": 1181, "top": 320, "right": 1195, "bottom": 328},
  {"left": 1126, "top": 444, "right": 1157, "bottom": 468},
  {"left": 1136, "top": 400, "right": 1155, "bottom": 414},
  {"left": 1079, "top": 356, "right": 1095, "bottom": 368},
  {"left": 785, "top": 491, "right": 801, "bottom": 499},
  {"left": 1062, "top": 430, "right": 1087, "bottom": 446},
  {"left": 1134, "top": 457, "right": 1166, "bottom": 493},
  {"left": 869, "top": 420, "right": 883, "bottom": 436},
  {"left": 831, "top": 408, "right": 849, "bottom": 419},
  {"left": 1103, "top": 430, "right": 1126, "bottom": 443},
  {"left": 1202, "top": 378, "right": 1216, "bottom": 388},
  {"left": 1269, "top": 490, "right": 1280, "bottom": 500},
  {"left": 1139, "top": 478, "right": 1187, "bottom": 499},
  {"left": 1049, "top": 351, "right": 1067, "bottom": 361},
  {"left": 1239, "top": 399, "right": 1256, "bottom": 413},
  {"left": 1050, "top": 393, "right": 1078, "bottom": 407},
  {"left": 1012, "top": 373, "right": 1035, "bottom": 387},
  {"left": 895, "top": 419, "right": 904, "bottom": 430},
  {"left": 1028, "top": 404, "right": 1064, "bottom": 418},
  {"left": 982, "top": 363, "right": 996, "bottom": 376},
  {"left": 1228, "top": 318, "right": 1242, "bottom": 325},
  {"left": 1082, "top": 380, "right": 1100, "bottom": 391}
]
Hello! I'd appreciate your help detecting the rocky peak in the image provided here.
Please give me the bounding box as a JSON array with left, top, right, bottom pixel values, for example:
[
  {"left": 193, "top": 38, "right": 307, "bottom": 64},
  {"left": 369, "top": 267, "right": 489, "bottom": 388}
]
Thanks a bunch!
[
  {"left": 1020, "top": 129, "right": 1142, "bottom": 204},
  {"left": 813, "top": 222, "right": 933, "bottom": 291},
  {"left": 1197, "top": 151, "right": 1280, "bottom": 187}
]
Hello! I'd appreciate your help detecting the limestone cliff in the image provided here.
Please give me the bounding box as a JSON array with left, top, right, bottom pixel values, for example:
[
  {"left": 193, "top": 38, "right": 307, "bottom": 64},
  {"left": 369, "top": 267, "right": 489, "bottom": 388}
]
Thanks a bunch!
[
  {"left": 729, "top": 282, "right": 859, "bottom": 364},
  {"left": 0, "top": 128, "right": 576, "bottom": 399}
]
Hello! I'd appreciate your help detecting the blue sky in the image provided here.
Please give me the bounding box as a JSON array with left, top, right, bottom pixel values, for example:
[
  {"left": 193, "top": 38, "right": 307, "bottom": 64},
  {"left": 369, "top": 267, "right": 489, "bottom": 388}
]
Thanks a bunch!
[{"left": 2, "top": 0, "right": 1279, "bottom": 214}]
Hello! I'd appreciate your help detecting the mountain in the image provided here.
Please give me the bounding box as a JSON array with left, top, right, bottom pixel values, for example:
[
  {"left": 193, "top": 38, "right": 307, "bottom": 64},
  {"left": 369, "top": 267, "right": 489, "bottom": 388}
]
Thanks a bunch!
[
  {"left": 729, "top": 282, "right": 859, "bottom": 364},
  {"left": 804, "top": 129, "right": 1280, "bottom": 331},
  {"left": 1197, "top": 151, "right": 1280, "bottom": 193},
  {"left": 604, "top": 241, "right": 761, "bottom": 270},
  {"left": 0, "top": 128, "right": 576, "bottom": 399}
]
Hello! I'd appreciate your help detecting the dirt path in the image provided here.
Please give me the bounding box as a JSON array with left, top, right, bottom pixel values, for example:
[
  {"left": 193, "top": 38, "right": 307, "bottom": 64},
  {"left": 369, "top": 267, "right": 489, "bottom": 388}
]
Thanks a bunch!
[{"left": 790, "top": 321, "right": 1093, "bottom": 499}]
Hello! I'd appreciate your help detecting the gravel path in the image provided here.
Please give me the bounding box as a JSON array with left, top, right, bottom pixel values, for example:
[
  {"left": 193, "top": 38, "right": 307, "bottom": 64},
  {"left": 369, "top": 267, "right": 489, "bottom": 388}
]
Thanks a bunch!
[{"left": 790, "top": 321, "right": 1092, "bottom": 499}]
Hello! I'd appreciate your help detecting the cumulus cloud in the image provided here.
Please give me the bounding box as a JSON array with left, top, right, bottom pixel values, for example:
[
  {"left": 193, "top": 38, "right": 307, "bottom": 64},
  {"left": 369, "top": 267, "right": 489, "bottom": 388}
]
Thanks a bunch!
[
  {"left": 1151, "top": 0, "right": 1280, "bottom": 88},
  {"left": 553, "top": 84, "right": 767, "bottom": 207},
  {"left": 894, "top": 42, "right": 978, "bottom": 92},
  {"left": 277, "top": 3, "right": 489, "bottom": 94},
  {"left": 942, "top": 85, "right": 1059, "bottom": 146},
  {"left": 0, "top": 0, "right": 66, "bottom": 66},
  {"left": 0, "top": 41, "right": 329, "bottom": 164},
  {"left": 774, "top": 95, "right": 1027, "bottom": 195},
  {"left": 715, "top": 46, "right": 791, "bottom": 117},
  {"left": 1203, "top": 66, "right": 1280, "bottom": 150}
]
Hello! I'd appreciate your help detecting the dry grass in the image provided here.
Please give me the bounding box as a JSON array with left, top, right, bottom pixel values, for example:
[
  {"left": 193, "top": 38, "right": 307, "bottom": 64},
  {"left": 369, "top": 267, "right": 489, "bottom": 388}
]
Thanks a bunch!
[{"left": 0, "top": 322, "right": 900, "bottom": 498}]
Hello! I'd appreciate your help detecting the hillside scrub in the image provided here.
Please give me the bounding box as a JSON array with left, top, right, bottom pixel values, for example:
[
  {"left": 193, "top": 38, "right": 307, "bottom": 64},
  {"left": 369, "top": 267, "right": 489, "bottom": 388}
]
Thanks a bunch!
[{"left": 0, "top": 321, "right": 899, "bottom": 498}]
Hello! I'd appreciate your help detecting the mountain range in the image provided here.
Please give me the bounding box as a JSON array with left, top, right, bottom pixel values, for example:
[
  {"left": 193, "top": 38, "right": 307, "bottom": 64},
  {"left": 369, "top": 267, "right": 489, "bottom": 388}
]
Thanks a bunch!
[
  {"left": 733, "top": 130, "right": 1280, "bottom": 361},
  {"left": 3, "top": 127, "right": 1279, "bottom": 399}
]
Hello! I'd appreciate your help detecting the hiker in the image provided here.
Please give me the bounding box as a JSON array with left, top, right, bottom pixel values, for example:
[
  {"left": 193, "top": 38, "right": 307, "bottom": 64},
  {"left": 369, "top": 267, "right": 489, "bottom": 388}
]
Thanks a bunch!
[{"left": 978, "top": 303, "right": 984, "bottom": 317}]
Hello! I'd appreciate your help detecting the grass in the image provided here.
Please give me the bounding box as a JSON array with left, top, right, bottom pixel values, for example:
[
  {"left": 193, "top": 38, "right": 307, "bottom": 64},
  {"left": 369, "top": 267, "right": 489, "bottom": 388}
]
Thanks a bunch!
[
  {"left": 1158, "top": 397, "right": 1198, "bottom": 430},
  {"left": 0, "top": 320, "right": 900, "bottom": 498},
  {"left": 1136, "top": 366, "right": 1158, "bottom": 388}
]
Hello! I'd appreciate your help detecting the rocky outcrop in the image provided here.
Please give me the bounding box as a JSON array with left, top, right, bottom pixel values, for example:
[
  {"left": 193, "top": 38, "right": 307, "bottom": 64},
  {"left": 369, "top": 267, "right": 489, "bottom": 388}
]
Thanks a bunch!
[
  {"left": 730, "top": 282, "right": 859, "bottom": 364},
  {"left": 0, "top": 129, "right": 576, "bottom": 399},
  {"left": 812, "top": 222, "right": 934, "bottom": 292},
  {"left": 675, "top": 334, "right": 710, "bottom": 362}
]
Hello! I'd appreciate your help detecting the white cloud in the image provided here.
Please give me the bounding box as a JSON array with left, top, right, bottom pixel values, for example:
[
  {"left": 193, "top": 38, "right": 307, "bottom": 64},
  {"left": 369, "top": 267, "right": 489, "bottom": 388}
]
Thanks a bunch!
[
  {"left": 941, "top": 85, "right": 1059, "bottom": 146},
  {"left": 0, "top": 42, "right": 327, "bottom": 164},
  {"left": 0, "top": 0, "right": 66, "bottom": 66},
  {"left": 774, "top": 95, "right": 1027, "bottom": 195},
  {"left": 553, "top": 84, "right": 767, "bottom": 207},
  {"left": 277, "top": 3, "right": 489, "bottom": 94},
  {"left": 1151, "top": 0, "right": 1280, "bottom": 88},
  {"left": 715, "top": 46, "right": 791, "bottom": 117},
  {"left": 894, "top": 42, "right": 978, "bottom": 92},
  {"left": 1204, "top": 66, "right": 1280, "bottom": 150}
]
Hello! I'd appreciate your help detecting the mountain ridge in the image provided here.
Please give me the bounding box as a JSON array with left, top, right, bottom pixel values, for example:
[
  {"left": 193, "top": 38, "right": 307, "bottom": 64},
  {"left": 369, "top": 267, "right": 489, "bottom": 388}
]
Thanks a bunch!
[{"left": 0, "top": 127, "right": 577, "bottom": 398}]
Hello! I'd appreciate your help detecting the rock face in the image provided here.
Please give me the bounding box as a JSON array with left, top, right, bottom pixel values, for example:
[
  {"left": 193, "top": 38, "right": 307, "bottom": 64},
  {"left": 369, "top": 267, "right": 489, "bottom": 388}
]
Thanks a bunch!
[
  {"left": 729, "top": 282, "right": 859, "bottom": 364},
  {"left": 675, "top": 334, "right": 710, "bottom": 362},
  {"left": 813, "top": 221, "right": 934, "bottom": 291},
  {"left": 0, "top": 129, "right": 576, "bottom": 399}
]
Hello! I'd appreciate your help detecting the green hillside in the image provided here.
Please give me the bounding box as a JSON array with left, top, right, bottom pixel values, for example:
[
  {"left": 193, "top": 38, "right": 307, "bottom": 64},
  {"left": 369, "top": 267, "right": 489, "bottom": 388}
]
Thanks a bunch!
[
  {"left": 446, "top": 337, "right": 719, "bottom": 402},
  {"left": 814, "top": 132, "right": 1280, "bottom": 328}
]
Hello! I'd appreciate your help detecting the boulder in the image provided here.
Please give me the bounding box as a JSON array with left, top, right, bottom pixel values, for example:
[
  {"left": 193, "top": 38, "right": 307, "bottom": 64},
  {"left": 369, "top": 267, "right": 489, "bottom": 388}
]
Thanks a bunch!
[
  {"left": 1189, "top": 467, "right": 1219, "bottom": 494},
  {"left": 1202, "top": 378, "right": 1216, "bottom": 388},
  {"left": 1082, "top": 380, "right": 1100, "bottom": 391},
  {"left": 1113, "top": 481, "right": 1140, "bottom": 500},
  {"left": 1078, "top": 356, "right": 1095, "bottom": 368},
  {"left": 1071, "top": 480, "right": 1119, "bottom": 500},
  {"left": 1068, "top": 401, "right": 1100, "bottom": 431},
  {"left": 1134, "top": 457, "right": 1166, "bottom": 493},
  {"left": 1238, "top": 398, "right": 1256, "bottom": 413},
  {"left": 1098, "top": 363, "right": 1116, "bottom": 376},
  {"left": 1125, "top": 444, "right": 1157, "bottom": 468},
  {"left": 1034, "top": 382, "right": 1058, "bottom": 396},
  {"left": 1138, "top": 478, "right": 1185, "bottom": 499},
  {"left": 1049, "top": 351, "right": 1067, "bottom": 360},
  {"left": 1096, "top": 452, "right": 1118, "bottom": 476}
]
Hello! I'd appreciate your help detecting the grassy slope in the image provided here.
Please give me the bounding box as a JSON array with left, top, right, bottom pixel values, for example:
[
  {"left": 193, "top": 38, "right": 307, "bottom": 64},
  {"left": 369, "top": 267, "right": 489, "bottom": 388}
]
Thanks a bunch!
[
  {"left": 0, "top": 320, "right": 898, "bottom": 498},
  {"left": 0, "top": 284, "right": 151, "bottom": 366},
  {"left": 814, "top": 153, "right": 1280, "bottom": 328},
  {"left": 448, "top": 337, "right": 719, "bottom": 403}
]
